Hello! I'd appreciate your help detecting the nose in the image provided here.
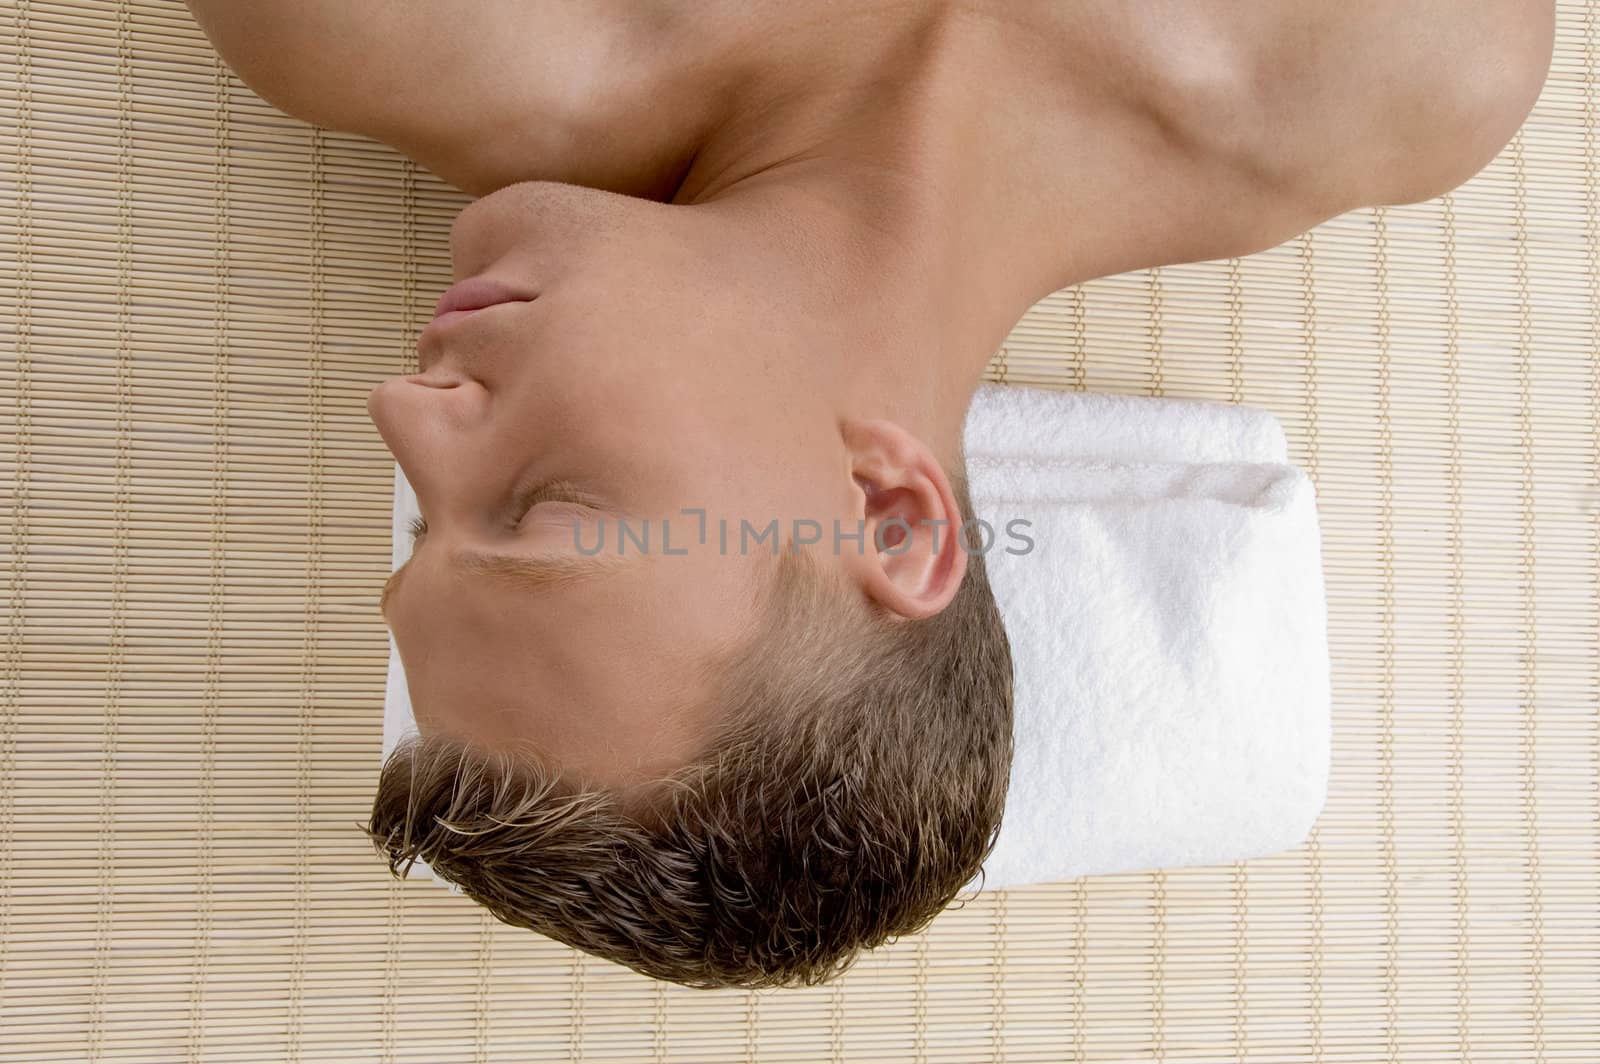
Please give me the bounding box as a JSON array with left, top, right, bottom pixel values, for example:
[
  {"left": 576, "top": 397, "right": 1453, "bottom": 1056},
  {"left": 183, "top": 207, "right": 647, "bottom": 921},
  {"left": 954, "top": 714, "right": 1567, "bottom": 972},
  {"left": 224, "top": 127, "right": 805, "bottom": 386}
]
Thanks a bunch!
[
  {"left": 402, "top": 370, "right": 464, "bottom": 389},
  {"left": 366, "top": 374, "right": 490, "bottom": 495},
  {"left": 371, "top": 376, "right": 470, "bottom": 441},
  {"left": 366, "top": 377, "right": 392, "bottom": 423}
]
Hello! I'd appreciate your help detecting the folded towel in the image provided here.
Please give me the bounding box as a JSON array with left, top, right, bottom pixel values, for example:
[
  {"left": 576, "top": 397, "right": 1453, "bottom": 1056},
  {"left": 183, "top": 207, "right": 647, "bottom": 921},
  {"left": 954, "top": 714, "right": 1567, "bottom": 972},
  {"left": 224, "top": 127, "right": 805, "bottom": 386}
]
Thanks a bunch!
[
  {"left": 958, "top": 383, "right": 1331, "bottom": 891},
  {"left": 380, "top": 384, "right": 1332, "bottom": 894}
]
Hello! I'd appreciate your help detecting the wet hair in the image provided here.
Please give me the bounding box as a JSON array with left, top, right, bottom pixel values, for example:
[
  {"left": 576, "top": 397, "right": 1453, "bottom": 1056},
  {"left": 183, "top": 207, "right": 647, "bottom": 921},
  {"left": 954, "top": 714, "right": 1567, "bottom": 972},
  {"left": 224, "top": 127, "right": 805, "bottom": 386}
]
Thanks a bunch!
[{"left": 363, "top": 473, "right": 1014, "bottom": 989}]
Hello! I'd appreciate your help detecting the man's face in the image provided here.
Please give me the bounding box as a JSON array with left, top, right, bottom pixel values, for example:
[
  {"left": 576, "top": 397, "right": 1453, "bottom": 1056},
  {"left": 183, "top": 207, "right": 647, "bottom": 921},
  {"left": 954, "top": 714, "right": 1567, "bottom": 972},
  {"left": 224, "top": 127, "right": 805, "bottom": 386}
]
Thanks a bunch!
[{"left": 366, "top": 182, "right": 851, "bottom": 791}]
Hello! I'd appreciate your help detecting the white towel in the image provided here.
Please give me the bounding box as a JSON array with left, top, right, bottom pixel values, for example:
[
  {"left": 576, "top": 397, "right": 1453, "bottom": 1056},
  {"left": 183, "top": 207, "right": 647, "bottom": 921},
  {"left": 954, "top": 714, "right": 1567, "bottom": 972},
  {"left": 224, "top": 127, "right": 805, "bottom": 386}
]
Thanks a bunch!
[
  {"left": 957, "top": 384, "right": 1331, "bottom": 891},
  {"left": 380, "top": 384, "right": 1332, "bottom": 894}
]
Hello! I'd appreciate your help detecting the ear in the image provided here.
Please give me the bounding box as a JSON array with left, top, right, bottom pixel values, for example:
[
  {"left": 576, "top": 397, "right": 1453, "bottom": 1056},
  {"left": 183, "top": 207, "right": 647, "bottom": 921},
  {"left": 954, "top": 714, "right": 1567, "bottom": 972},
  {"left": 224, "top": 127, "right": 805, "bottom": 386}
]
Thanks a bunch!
[{"left": 839, "top": 418, "right": 968, "bottom": 621}]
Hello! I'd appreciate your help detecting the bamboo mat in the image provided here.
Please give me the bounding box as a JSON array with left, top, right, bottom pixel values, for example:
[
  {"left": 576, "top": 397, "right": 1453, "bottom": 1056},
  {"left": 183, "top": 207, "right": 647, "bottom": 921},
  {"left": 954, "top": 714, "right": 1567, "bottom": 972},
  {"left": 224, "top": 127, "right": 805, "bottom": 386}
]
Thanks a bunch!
[{"left": 1, "top": 0, "right": 1597, "bottom": 1061}]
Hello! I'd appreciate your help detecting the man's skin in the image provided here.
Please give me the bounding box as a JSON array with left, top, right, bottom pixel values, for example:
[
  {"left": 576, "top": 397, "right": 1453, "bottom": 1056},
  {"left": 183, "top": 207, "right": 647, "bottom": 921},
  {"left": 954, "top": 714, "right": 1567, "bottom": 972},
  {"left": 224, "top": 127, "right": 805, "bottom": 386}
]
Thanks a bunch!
[{"left": 185, "top": 1, "right": 1554, "bottom": 795}]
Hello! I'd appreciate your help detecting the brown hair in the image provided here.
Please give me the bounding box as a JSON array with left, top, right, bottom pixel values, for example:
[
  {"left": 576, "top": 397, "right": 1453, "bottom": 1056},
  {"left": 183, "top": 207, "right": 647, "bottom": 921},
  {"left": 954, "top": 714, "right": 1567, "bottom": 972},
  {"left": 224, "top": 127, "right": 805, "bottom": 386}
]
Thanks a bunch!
[{"left": 362, "top": 475, "right": 1015, "bottom": 990}]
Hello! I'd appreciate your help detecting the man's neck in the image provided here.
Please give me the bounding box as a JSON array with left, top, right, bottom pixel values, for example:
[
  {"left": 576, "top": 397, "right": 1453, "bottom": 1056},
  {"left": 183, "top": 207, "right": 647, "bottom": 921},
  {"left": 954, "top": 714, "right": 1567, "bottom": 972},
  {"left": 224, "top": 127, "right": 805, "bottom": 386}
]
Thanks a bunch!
[{"left": 666, "top": 11, "right": 1071, "bottom": 468}]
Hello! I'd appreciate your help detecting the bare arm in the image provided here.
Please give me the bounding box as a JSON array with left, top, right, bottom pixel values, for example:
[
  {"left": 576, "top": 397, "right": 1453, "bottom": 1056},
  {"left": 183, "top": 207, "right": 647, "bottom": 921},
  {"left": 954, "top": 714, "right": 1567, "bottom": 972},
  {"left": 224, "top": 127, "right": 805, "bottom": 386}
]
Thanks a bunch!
[
  {"left": 181, "top": 1, "right": 604, "bottom": 140},
  {"left": 181, "top": 0, "right": 704, "bottom": 198},
  {"left": 1226, "top": 0, "right": 1557, "bottom": 214},
  {"left": 1014, "top": 0, "right": 1555, "bottom": 289}
]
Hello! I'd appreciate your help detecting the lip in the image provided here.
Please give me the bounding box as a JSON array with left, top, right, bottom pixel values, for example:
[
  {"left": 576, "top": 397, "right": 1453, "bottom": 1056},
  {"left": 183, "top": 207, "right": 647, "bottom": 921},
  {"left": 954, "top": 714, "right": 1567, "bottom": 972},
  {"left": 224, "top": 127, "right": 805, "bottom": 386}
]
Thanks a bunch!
[
  {"left": 432, "top": 275, "right": 538, "bottom": 319},
  {"left": 418, "top": 276, "right": 539, "bottom": 370}
]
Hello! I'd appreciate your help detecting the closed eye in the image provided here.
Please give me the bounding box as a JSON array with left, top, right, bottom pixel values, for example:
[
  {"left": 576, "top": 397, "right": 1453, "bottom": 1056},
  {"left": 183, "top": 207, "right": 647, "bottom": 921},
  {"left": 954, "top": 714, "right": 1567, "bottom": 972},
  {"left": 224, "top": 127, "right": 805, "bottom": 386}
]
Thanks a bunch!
[{"left": 405, "top": 479, "right": 600, "bottom": 544}]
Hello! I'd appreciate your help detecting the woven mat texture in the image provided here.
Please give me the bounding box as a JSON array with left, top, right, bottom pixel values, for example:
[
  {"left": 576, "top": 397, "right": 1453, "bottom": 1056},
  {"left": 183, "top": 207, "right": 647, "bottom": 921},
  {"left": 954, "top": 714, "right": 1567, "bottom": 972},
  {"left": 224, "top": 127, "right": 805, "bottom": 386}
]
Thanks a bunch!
[{"left": 2, "top": 1, "right": 1597, "bottom": 1061}]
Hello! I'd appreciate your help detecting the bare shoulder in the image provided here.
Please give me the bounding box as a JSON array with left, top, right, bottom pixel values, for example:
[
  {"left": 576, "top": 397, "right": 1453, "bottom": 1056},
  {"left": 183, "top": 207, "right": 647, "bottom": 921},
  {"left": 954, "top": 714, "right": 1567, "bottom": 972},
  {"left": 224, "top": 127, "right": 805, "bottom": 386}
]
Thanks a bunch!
[
  {"left": 994, "top": 0, "right": 1555, "bottom": 285},
  {"left": 181, "top": 0, "right": 707, "bottom": 198},
  {"left": 1210, "top": 0, "right": 1557, "bottom": 215},
  {"left": 182, "top": 1, "right": 560, "bottom": 134}
]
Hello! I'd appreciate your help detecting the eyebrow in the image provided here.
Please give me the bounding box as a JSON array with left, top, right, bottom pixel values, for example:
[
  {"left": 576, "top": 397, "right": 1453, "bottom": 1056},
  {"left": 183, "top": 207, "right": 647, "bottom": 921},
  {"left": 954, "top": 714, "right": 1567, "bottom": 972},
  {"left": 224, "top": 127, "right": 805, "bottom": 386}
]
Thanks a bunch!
[{"left": 380, "top": 545, "right": 630, "bottom": 621}]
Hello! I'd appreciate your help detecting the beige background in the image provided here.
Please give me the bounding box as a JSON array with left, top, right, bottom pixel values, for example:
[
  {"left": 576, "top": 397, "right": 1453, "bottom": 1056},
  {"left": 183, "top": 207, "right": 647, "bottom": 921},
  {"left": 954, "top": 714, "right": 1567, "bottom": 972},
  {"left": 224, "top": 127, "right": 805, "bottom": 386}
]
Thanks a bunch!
[{"left": 1, "top": 0, "right": 1596, "bottom": 1060}]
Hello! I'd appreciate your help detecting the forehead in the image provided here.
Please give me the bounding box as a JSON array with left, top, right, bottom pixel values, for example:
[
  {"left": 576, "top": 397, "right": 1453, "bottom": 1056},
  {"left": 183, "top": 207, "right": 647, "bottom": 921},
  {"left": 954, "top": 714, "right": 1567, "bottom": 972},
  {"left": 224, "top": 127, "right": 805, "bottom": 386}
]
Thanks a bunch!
[
  {"left": 381, "top": 543, "right": 625, "bottom": 623},
  {"left": 386, "top": 533, "right": 764, "bottom": 789}
]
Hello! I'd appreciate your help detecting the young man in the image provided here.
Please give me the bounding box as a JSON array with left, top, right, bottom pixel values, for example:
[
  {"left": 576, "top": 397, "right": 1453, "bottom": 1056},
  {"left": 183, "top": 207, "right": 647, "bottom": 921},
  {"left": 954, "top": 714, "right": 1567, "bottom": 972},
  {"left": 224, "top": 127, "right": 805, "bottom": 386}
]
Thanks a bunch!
[{"left": 185, "top": 0, "right": 1553, "bottom": 989}]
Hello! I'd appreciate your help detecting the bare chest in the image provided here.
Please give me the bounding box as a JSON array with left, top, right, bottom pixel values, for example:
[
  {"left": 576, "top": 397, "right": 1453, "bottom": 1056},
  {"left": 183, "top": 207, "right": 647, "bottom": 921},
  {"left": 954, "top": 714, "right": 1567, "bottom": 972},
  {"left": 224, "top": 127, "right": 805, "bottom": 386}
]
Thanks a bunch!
[
  {"left": 392, "top": 0, "right": 1276, "bottom": 197},
  {"left": 200, "top": 0, "right": 1383, "bottom": 280}
]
